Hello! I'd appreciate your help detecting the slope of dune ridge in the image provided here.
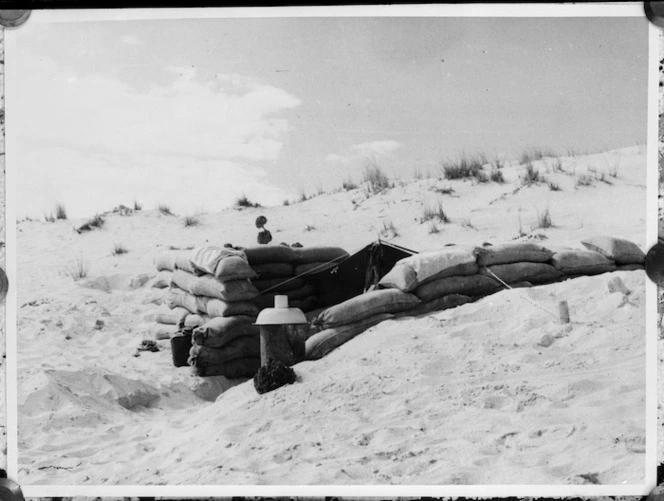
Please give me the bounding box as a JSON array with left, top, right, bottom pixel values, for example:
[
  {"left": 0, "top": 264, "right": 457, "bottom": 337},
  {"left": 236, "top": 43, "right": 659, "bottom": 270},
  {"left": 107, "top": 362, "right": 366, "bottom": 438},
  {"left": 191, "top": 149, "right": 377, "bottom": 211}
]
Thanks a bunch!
[{"left": 15, "top": 147, "right": 649, "bottom": 486}]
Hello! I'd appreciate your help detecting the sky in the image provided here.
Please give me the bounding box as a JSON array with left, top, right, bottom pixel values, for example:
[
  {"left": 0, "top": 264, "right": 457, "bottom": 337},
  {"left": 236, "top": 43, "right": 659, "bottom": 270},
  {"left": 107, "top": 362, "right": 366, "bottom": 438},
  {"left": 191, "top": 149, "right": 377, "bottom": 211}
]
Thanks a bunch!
[{"left": 8, "top": 14, "right": 649, "bottom": 219}]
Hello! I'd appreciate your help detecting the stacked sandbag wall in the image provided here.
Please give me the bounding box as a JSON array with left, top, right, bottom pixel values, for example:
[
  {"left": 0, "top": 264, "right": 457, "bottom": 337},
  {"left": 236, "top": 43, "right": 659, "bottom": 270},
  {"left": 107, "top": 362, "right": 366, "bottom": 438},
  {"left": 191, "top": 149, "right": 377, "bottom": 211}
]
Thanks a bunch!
[
  {"left": 305, "top": 235, "right": 645, "bottom": 361},
  {"left": 150, "top": 244, "right": 349, "bottom": 377},
  {"left": 244, "top": 245, "right": 349, "bottom": 313}
]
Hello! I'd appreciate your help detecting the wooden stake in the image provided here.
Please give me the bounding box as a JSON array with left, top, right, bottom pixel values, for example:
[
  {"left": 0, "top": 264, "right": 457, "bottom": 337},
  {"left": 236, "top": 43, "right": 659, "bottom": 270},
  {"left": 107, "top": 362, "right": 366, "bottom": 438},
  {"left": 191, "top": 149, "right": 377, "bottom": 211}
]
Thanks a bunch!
[{"left": 559, "top": 300, "right": 570, "bottom": 324}]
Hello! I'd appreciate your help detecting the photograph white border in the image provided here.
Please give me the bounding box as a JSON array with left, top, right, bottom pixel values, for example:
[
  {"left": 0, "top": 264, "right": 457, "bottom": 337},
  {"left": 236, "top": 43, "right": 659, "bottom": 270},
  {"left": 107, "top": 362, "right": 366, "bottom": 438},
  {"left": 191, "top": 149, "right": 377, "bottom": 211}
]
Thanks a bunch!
[{"left": 4, "top": 2, "right": 658, "bottom": 497}]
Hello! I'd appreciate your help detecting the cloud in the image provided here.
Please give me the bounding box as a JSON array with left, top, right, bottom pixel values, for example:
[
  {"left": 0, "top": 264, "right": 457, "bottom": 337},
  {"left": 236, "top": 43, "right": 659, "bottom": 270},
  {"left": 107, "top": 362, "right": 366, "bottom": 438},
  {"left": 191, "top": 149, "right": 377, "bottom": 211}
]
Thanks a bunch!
[
  {"left": 325, "top": 140, "right": 403, "bottom": 165},
  {"left": 12, "top": 52, "right": 301, "bottom": 218},
  {"left": 14, "top": 53, "right": 301, "bottom": 162}
]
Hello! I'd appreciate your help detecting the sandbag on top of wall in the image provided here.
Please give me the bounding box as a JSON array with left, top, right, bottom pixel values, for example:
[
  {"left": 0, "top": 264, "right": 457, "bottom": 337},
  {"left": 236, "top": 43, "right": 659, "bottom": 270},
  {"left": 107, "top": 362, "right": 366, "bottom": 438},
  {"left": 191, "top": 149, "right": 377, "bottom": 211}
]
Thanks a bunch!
[
  {"left": 550, "top": 250, "right": 617, "bottom": 275},
  {"left": 292, "top": 247, "right": 350, "bottom": 264},
  {"left": 407, "top": 294, "right": 473, "bottom": 317},
  {"left": 190, "top": 247, "right": 256, "bottom": 281},
  {"left": 473, "top": 242, "right": 553, "bottom": 266},
  {"left": 155, "top": 252, "right": 177, "bottom": 272},
  {"left": 171, "top": 270, "right": 259, "bottom": 301},
  {"left": 252, "top": 262, "right": 295, "bottom": 279},
  {"left": 244, "top": 245, "right": 299, "bottom": 264},
  {"left": 478, "top": 262, "right": 562, "bottom": 285},
  {"left": 414, "top": 275, "right": 501, "bottom": 302},
  {"left": 174, "top": 253, "right": 201, "bottom": 276},
  {"left": 580, "top": 236, "right": 645, "bottom": 265},
  {"left": 192, "top": 316, "right": 259, "bottom": 348},
  {"left": 313, "top": 289, "right": 420, "bottom": 329},
  {"left": 251, "top": 276, "right": 306, "bottom": 293},
  {"left": 306, "top": 313, "right": 394, "bottom": 361},
  {"left": 379, "top": 247, "right": 478, "bottom": 292}
]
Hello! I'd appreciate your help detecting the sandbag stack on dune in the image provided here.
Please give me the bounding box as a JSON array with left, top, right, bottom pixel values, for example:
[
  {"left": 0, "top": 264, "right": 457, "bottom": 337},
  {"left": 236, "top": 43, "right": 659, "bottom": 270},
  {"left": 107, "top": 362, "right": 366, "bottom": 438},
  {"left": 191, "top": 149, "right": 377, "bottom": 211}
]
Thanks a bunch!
[
  {"left": 305, "top": 288, "right": 421, "bottom": 360},
  {"left": 244, "top": 245, "right": 350, "bottom": 313}
]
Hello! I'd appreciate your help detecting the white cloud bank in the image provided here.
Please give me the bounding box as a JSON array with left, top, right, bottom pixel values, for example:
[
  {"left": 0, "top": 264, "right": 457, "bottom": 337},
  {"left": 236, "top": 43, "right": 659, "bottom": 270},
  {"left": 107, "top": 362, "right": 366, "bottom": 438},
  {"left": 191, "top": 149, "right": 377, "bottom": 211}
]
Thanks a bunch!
[{"left": 13, "top": 53, "right": 301, "bottom": 218}]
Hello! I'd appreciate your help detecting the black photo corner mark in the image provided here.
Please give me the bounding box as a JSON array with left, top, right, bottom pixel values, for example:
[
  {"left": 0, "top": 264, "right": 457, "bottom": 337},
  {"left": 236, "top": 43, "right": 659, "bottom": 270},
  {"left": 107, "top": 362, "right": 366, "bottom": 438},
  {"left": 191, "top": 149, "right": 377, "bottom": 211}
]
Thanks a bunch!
[
  {"left": 647, "top": 2, "right": 664, "bottom": 28},
  {"left": 0, "top": 477, "right": 24, "bottom": 501},
  {"left": 0, "top": 10, "right": 30, "bottom": 28}
]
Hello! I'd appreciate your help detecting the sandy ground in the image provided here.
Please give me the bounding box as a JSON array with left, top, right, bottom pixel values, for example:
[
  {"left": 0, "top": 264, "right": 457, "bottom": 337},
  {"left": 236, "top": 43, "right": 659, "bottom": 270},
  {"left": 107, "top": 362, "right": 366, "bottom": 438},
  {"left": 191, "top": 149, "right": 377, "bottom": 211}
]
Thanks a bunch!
[{"left": 13, "top": 147, "right": 648, "bottom": 486}]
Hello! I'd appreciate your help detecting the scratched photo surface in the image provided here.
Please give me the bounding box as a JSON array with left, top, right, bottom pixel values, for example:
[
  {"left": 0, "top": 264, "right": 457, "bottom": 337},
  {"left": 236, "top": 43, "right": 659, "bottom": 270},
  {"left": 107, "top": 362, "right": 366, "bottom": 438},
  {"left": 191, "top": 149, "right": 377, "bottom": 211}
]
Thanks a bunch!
[{"left": 6, "top": 13, "right": 651, "bottom": 488}]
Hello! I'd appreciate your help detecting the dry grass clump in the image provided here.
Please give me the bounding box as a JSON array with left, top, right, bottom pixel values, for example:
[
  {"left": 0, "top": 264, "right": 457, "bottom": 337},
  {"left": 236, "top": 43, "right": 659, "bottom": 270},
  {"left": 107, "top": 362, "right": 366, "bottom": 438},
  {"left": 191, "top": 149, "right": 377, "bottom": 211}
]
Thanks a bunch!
[
  {"left": 112, "top": 243, "right": 129, "bottom": 256},
  {"left": 534, "top": 208, "right": 554, "bottom": 229},
  {"left": 64, "top": 257, "right": 89, "bottom": 280},
  {"left": 547, "top": 181, "right": 561, "bottom": 192},
  {"left": 235, "top": 195, "right": 262, "bottom": 209},
  {"left": 55, "top": 203, "right": 67, "bottom": 220},
  {"left": 522, "top": 162, "right": 544, "bottom": 186},
  {"left": 380, "top": 220, "right": 399, "bottom": 238},
  {"left": 304, "top": 224, "right": 316, "bottom": 232},
  {"left": 342, "top": 178, "right": 358, "bottom": 191},
  {"left": 44, "top": 213, "right": 55, "bottom": 223},
  {"left": 430, "top": 185, "right": 455, "bottom": 195},
  {"left": 362, "top": 159, "right": 391, "bottom": 195},
  {"left": 489, "top": 168, "right": 504, "bottom": 183},
  {"left": 158, "top": 204, "right": 174, "bottom": 216},
  {"left": 420, "top": 201, "right": 450, "bottom": 224},
  {"left": 520, "top": 148, "right": 556, "bottom": 164},
  {"left": 183, "top": 215, "right": 200, "bottom": 227},
  {"left": 441, "top": 153, "right": 487, "bottom": 181},
  {"left": 576, "top": 174, "right": 594, "bottom": 187},
  {"left": 76, "top": 214, "right": 105, "bottom": 234},
  {"left": 428, "top": 223, "right": 440, "bottom": 234},
  {"left": 133, "top": 200, "right": 143, "bottom": 211}
]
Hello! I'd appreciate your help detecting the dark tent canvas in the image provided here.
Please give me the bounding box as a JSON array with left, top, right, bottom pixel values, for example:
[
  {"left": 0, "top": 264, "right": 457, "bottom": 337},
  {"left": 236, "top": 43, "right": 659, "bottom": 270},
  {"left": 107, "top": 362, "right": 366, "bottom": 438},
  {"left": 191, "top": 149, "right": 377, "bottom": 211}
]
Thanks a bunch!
[{"left": 303, "top": 240, "right": 417, "bottom": 308}]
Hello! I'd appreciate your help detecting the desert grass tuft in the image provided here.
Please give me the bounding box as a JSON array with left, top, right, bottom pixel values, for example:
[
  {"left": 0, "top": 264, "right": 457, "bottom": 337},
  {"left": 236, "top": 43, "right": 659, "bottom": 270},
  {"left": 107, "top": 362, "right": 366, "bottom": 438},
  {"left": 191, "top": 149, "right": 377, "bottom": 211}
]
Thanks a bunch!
[
  {"left": 158, "top": 204, "right": 174, "bottom": 216},
  {"left": 362, "top": 159, "right": 391, "bottom": 195},
  {"left": 76, "top": 214, "right": 105, "bottom": 233},
  {"left": 420, "top": 201, "right": 450, "bottom": 224},
  {"left": 534, "top": 208, "right": 553, "bottom": 229},
  {"left": 64, "top": 257, "right": 89, "bottom": 280},
  {"left": 547, "top": 181, "right": 561, "bottom": 192},
  {"left": 342, "top": 178, "right": 358, "bottom": 191},
  {"left": 380, "top": 220, "right": 399, "bottom": 238},
  {"left": 428, "top": 222, "right": 440, "bottom": 234},
  {"left": 112, "top": 243, "right": 129, "bottom": 256},
  {"left": 55, "top": 203, "right": 67, "bottom": 220},
  {"left": 522, "top": 162, "right": 544, "bottom": 186},
  {"left": 44, "top": 213, "right": 55, "bottom": 223},
  {"left": 235, "top": 195, "right": 262, "bottom": 209},
  {"left": 490, "top": 168, "right": 505, "bottom": 183},
  {"left": 441, "top": 153, "right": 487, "bottom": 181},
  {"left": 183, "top": 215, "right": 200, "bottom": 227},
  {"left": 133, "top": 200, "right": 143, "bottom": 211}
]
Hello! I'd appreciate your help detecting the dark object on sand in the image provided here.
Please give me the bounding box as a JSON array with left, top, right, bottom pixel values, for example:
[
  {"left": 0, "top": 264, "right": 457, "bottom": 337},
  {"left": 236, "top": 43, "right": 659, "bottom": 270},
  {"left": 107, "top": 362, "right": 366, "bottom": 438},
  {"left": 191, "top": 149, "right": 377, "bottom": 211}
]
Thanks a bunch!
[
  {"left": 255, "top": 215, "right": 268, "bottom": 229},
  {"left": 137, "top": 339, "right": 160, "bottom": 352},
  {"left": 253, "top": 359, "right": 297, "bottom": 394},
  {"left": 171, "top": 329, "right": 193, "bottom": 367},
  {"left": 257, "top": 229, "right": 273, "bottom": 245}
]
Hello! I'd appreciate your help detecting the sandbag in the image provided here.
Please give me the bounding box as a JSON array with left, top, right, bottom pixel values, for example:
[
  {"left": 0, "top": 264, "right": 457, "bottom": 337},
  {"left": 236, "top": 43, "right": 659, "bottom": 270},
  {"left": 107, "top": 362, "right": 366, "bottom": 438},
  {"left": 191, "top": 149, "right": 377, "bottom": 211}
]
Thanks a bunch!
[
  {"left": 314, "top": 289, "right": 420, "bottom": 329},
  {"left": 198, "top": 297, "right": 260, "bottom": 318},
  {"left": 244, "top": 245, "right": 298, "bottom": 264},
  {"left": 251, "top": 276, "right": 306, "bottom": 293},
  {"left": 151, "top": 323, "right": 179, "bottom": 341},
  {"left": 174, "top": 253, "right": 201, "bottom": 275},
  {"left": 379, "top": 248, "right": 478, "bottom": 292},
  {"left": 306, "top": 313, "right": 394, "bottom": 360},
  {"left": 414, "top": 275, "right": 501, "bottom": 302},
  {"left": 165, "top": 287, "right": 199, "bottom": 314},
  {"left": 407, "top": 294, "right": 473, "bottom": 317},
  {"left": 474, "top": 242, "right": 553, "bottom": 266},
  {"left": 192, "top": 316, "right": 259, "bottom": 348},
  {"left": 617, "top": 264, "right": 645, "bottom": 271},
  {"left": 189, "top": 336, "right": 260, "bottom": 365},
  {"left": 173, "top": 270, "right": 259, "bottom": 301},
  {"left": 550, "top": 250, "right": 617, "bottom": 275},
  {"left": 154, "top": 306, "right": 189, "bottom": 325},
  {"left": 580, "top": 236, "right": 645, "bottom": 265},
  {"left": 152, "top": 271, "right": 172, "bottom": 289},
  {"left": 252, "top": 262, "right": 294, "bottom": 278},
  {"left": 189, "top": 246, "right": 252, "bottom": 279},
  {"left": 184, "top": 314, "right": 211, "bottom": 328},
  {"left": 193, "top": 357, "right": 261, "bottom": 378},
  {"left": 479, "top": 262, "right": 562, "bottom": 285},
  {"left": 294, "top": 262, "right": 339, "bottom": 275},
  {"left": 155, "top": 252, "right": 177, "bottom": 272},
  {"left": 292, "top": 247, "right": 349, "bottom": 264}
]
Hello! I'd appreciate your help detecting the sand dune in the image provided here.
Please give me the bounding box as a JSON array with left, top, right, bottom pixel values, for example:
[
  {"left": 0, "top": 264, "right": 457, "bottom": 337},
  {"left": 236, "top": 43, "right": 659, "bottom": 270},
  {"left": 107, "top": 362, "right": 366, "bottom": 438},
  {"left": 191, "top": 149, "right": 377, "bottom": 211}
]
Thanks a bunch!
[{"left": 15, "top": 147, "right": 649, "bottom": 486}]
